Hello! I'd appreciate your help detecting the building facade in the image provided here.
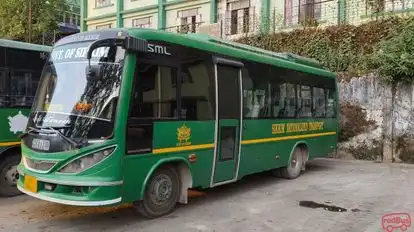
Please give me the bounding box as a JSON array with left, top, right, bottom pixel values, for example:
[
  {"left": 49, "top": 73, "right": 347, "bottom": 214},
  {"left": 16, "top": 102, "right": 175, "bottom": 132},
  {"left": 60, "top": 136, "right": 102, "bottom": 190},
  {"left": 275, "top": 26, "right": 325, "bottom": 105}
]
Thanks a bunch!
[
  {"left": 41, "top": 0, "right": 81, "bottom": 45},
  {"left": 59, "top": 0, "right": 82, "bottom": 35},
  {"left": 81, "top": 0, "right": 414, "bottom": 39}
]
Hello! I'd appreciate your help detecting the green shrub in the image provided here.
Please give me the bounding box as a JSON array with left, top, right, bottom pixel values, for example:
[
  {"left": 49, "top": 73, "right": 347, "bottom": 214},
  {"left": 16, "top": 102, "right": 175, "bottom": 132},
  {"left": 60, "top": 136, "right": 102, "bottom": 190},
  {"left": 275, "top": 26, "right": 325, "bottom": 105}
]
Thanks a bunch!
[
  {"left": 236, "top": 17, "right": 405, "bottom": 79},
  {"left": 369, "top": 17, "right": 414, "bottom": 83}
]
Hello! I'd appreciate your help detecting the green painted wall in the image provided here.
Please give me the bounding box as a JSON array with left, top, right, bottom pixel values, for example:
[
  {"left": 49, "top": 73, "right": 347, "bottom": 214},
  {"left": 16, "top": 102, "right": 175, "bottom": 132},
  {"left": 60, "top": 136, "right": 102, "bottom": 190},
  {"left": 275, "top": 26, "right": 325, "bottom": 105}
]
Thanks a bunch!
[
  {"left": 339, "top": 0, "right": 346, "bottom": 24},
  {"left": 158, "top": 0, "right": 166, "bottom": 29},
  {"left": 116, "top": 0, "right": 124, "bottom": 27},
  {"left": 261, "top": 0, "right": 270, "bottom": 33},
  {"left": 81, "top": 0, "right": 87, "bottom": 32},
  {"left": 210, "top": 0, "right": 217, "bottom": 23}
]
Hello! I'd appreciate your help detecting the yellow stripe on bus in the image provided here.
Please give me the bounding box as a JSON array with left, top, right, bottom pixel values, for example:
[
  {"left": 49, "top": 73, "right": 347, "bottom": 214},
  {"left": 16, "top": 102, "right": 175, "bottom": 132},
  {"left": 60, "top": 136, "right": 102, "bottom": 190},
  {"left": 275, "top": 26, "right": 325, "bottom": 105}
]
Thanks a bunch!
[
  {"left": 240, "top": 131, "right": 337, "bottom": 145},
  {"left": 153, "top": 143, "right": 215, "bottom": 154},
  {"left": 0, "top": 141, "right": 21, "bottom": 147},
  {"left": 152, "top": 131, "right": 336, "bottom": 154}
]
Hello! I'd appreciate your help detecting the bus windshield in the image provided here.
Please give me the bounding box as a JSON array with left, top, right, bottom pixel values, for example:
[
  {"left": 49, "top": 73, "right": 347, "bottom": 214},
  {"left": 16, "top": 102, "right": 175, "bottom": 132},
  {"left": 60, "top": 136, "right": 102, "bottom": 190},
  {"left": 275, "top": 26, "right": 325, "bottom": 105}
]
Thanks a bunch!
[{"left": 26, "top": 41, "right": 125, "bottom": 143}]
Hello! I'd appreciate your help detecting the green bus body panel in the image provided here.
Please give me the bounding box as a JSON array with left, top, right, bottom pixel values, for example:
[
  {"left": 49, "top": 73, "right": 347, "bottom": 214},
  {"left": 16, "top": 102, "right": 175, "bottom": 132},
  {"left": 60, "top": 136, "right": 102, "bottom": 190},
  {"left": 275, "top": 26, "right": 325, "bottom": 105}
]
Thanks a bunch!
[
  {"left": 153, "top": 121, "right": 215, "bottom": 149},
  {"left": 239, "top": 119, "right": 337, "bottom": 176},
  {"left": 0, "top": 39, "right": 51, "bottom": 156},
  {"left": 17, "top": 29, "right": 339, "bottom": 206},
  {"left": 122, "top": 121, "right": 215, "bottom": 202},
  {"left": 0, "top": 108, "right": 30, "bottom": 155},
  {"left": 122, "top": 152, "right": 214, "bottom": 202}
]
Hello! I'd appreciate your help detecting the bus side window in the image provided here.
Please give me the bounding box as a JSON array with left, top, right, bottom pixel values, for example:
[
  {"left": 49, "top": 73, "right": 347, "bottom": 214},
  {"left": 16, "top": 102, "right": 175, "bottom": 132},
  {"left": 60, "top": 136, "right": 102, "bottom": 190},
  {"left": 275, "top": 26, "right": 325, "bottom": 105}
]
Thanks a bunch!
[
  {"left": 127, "top": 63, "right": 178, "bottom": 154},
  {"left": 326, "top": 88, "right": 336, "bottom": 118},
  {"left": 242, "top": 64, "right": 272, "bottom": 119},
  {"left": 0, "top": 70, "right": 8, "bottom": 107},
  {"left": 312, "top": 87, "right": 326, "bottom": 117},
  {"left": 285, "top": 83, "right": 296, "bottom": 118},
  {"left": 297, "top": 85, "right": 312, "bottom": 118}
]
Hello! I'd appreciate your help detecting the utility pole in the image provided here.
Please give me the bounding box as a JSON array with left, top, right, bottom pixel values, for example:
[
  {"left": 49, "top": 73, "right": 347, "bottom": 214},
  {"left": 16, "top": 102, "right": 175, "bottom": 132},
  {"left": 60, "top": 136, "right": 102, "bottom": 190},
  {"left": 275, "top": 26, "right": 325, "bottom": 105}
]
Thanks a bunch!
[{"left": 28, "top": 0, "right": 32, "bottom": 43}]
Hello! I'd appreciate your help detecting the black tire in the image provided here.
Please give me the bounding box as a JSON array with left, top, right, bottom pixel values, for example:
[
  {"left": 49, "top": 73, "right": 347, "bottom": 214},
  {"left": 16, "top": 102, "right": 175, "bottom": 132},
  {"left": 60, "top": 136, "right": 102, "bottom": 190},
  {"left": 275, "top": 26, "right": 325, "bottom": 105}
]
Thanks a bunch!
[
  {"left": 0, "top": 154, "right": 22, "bottom": 197},
  {"left": 280, "top": 147, "right": 303, "bottom": 179},
  {"left": 135, "top": 165, "right": 181, "bottom": 219}
]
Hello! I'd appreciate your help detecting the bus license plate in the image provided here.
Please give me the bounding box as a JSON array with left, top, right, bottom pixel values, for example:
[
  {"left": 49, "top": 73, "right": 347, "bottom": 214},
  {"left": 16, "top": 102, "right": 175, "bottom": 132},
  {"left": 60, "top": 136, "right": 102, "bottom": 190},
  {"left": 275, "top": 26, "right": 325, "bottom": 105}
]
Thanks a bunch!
[{"left": 24, "top": 175, "right": 38, "bottom": 193}]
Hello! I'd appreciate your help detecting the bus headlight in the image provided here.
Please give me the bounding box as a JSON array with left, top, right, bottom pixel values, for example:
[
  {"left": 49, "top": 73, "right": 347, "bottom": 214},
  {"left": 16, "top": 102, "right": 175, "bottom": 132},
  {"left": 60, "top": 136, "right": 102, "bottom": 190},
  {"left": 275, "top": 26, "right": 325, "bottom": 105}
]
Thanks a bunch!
[{"left": 58, "top": 147, "right": 116, "bottom": 174}]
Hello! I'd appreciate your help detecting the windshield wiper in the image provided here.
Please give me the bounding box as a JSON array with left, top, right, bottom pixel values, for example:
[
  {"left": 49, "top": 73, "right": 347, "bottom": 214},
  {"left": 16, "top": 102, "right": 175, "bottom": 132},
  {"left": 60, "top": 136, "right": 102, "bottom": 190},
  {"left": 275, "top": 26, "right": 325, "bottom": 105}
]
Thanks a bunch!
[
  {"left": 19, "top": 126, "right": 37, "bottom": 139},
  {"left": 45, "top": 127, "right": 81, "bottom": 148},
  {"left": 20, "top": 126, "right": 83, "bottom": 148}
]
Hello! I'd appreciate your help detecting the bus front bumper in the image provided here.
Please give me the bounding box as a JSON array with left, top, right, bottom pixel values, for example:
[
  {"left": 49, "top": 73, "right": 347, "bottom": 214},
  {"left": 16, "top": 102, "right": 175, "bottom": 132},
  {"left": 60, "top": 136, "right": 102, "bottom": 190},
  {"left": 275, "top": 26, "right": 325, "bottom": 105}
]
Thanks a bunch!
[{"left": 17, "top": 167, "right": 123, "bottom": 207}]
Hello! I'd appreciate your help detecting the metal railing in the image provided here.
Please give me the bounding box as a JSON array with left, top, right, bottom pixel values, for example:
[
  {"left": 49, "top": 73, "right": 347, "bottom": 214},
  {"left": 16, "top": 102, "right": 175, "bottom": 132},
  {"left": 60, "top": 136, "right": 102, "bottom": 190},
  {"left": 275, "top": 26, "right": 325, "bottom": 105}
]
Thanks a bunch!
[
  {"left": 223, "top": 14, "right": 258, "bottom": 35},
  {"left": 162, "top": 22, "right": 205, "bottom": 34}
]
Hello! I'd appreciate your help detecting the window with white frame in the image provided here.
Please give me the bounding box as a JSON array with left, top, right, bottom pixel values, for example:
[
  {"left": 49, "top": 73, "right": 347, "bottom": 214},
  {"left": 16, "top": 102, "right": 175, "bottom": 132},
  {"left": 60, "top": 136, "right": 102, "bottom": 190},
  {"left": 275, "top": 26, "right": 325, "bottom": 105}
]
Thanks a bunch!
[
  {"left": 96, "top": 24, "right": 112, "bottom": 30},
  {"left": 95, "top": 0, "right": 112, "bottom": 8},
  {"left": 132, "top": 17, "right": 152, "bottom": 28},
  {"left": 226, "top": 0, "right": 252, "bottom": 35},
  {"left": 177, "top": 8, "right": 201, "bottom": 33}
]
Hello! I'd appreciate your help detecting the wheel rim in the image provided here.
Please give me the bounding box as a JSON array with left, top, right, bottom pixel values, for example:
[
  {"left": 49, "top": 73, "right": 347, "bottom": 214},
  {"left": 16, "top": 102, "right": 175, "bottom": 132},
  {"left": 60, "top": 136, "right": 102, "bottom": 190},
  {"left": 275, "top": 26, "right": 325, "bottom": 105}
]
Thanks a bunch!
[
  {"left": 291, "top": 153, "right": 298, "bottom": 169},
  {"left": 149, "top": 174, "right": 173, "bottom": 206},
  {"left": 4, "top": 164, "right": 19, "bottom": 186}
]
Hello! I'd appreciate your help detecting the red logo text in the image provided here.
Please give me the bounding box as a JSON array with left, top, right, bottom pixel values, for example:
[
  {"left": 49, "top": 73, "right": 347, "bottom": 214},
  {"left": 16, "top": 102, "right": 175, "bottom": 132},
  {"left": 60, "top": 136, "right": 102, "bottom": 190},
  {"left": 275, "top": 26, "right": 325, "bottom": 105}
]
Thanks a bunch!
[{"left": 382, "top": 213, "right": 411, "bottom": 232}]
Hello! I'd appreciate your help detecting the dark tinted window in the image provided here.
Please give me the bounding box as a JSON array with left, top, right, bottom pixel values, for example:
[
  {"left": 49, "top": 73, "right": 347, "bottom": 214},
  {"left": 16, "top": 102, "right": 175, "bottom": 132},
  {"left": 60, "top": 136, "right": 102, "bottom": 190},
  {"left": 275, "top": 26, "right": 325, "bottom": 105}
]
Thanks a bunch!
[
  {"left": 242, "top": 62, "right": 336, "bottom": 119},
  {"left": 312, "top": 87, "right": 326, "bottom": 117},
  {"left": 5, "top": 48, "right": 47, "bottom": 70},
  {"left": 180, "top": 59, "right": 215, "bottom": 120},
  {"left": 276, "top": 82, "right": 297, "bottom": 118},
  {"left": 0, "top": 47, "right": 47, "bottom": 108},
  {"left": 242, "top": 63, "right": 272, "bottom": 119},
  {"left": 326, "top": 88, "right": 336, "bottom": 118},
  {"left": 130, "top": 63, "right": 177, "bottom": 120},
  {"left": 0, "top": 47, "right": 5, "bottom": 67},
  {"left": 298, "top": 84, "right": 312, "bottom": 118},
  {"left": 9, "top": 71, "right": 40, "bottom": 107},
  {"left": 217, "top": 64, "right": 240, "bottom": 119},
  {"left": 127, "top": 63, "right": 178, "bottom": 153},
  {"left": 126, "top": 42, "right": 216, "bottom": 154},
  {"left": 0, "top": 70, "right": 7, "bottom": 107}
]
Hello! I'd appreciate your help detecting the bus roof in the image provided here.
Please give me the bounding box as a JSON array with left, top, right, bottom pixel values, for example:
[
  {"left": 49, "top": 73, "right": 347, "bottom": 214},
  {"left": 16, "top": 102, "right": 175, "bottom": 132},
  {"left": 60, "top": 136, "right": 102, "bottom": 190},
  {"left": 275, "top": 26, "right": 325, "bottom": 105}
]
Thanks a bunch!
[
  {"left": 126, "top": 29, "right": 335, "bottom": 78},
  {"left": 0, "top": 39, "right": 52, "bottom": 53}
]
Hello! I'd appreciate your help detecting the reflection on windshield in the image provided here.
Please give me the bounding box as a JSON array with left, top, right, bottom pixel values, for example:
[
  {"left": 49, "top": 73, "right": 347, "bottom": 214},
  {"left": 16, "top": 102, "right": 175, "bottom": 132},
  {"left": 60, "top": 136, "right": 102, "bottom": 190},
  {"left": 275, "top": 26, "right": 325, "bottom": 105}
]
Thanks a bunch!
[{"left": 27, "top": 42, "right": 125, "bottom": 141}]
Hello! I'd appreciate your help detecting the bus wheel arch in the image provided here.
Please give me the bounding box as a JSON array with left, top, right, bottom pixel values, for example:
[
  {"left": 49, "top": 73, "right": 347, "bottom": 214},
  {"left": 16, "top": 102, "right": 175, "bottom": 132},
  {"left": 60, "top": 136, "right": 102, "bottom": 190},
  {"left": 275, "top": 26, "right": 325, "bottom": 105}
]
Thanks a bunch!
[
  {"left": 136, "top": 158, "right": 193, "bottom": 218},
  {"left": 0, "top": 146, "right": 22, "bottom": 197},
  {"left": 280, "top": 142, "right": 309, "bottom": 179}
]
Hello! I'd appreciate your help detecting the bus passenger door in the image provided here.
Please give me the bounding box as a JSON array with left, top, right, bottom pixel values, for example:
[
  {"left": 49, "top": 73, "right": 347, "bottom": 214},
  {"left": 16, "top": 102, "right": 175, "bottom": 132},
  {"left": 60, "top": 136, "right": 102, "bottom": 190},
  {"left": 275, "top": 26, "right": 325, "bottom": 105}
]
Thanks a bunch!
[{"left": 211, "top": 58, "right": 243, "bottom": 186}]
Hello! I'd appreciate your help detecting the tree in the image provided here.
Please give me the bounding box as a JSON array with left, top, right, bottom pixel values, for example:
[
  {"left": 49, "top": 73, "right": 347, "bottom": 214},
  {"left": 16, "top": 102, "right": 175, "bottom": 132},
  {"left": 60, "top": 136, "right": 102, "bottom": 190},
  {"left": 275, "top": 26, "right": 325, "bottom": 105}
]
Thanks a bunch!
[{"left": 0, "top": 0, "right": 67, "bottom": 44}]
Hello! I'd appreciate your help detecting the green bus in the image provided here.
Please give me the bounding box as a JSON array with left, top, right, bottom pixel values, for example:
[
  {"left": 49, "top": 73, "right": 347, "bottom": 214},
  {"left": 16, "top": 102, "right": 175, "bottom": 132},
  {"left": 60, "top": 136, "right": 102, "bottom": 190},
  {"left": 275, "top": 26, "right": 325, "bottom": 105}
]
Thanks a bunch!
[
  {"left": 0, "top": 39, "right": 51, "bottom": 197},
  {"left": 17, "top": 29, "right": 338, "bottom": 218}
]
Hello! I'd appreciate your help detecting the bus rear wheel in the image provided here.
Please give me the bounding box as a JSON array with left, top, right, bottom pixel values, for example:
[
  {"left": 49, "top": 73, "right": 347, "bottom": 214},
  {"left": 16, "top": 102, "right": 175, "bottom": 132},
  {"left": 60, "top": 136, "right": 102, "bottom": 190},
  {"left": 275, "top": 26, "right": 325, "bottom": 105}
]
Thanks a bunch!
[
  {"left": 280, "top": 147, "right": 304, "bottom": 179},
  {"left": 0, "top": 154, "right": 22, "bottom": 197},
  {"left": 135, "top": 165, "right": 181, "bottom": 219}
]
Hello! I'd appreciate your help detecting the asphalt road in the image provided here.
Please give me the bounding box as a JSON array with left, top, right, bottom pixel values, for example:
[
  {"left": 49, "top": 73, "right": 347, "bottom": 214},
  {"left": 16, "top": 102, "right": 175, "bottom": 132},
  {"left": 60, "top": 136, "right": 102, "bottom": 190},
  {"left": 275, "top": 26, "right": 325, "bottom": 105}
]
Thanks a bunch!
[{"left": 0, "top": 158, "right": 413, "bottom": 232}]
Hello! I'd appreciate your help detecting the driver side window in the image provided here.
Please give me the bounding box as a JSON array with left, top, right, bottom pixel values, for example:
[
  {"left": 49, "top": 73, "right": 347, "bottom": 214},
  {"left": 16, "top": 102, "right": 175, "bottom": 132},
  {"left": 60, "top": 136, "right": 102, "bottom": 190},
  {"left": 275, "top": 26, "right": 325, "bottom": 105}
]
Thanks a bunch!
[{"left": 127, "top": 62, "right": 178, "bottom": 154}]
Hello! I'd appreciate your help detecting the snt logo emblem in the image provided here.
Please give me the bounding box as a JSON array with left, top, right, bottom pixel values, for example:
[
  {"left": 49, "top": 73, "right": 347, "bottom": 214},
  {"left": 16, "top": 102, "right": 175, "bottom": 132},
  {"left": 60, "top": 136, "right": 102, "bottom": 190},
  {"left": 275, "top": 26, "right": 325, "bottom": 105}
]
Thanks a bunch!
[
  {"left": 177, "top": 124, "right": 191, "bottom": 146},
  {"left": 382, "top": 213, "right": 411, "bottom": 232}
]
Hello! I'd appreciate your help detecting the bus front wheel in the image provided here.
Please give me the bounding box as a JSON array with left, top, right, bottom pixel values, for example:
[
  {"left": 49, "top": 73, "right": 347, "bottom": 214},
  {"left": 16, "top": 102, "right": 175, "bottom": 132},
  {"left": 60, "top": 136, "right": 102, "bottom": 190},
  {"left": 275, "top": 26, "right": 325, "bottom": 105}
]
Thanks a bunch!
[
  {"left": 280, "top": 147, "right": 304, "bottom": 179},
  {"left": 0, "top": 154, "right": 22, "bottom": 197},
  {"left": 135, "top": 165, "right": 181, "bottom": 219}
]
